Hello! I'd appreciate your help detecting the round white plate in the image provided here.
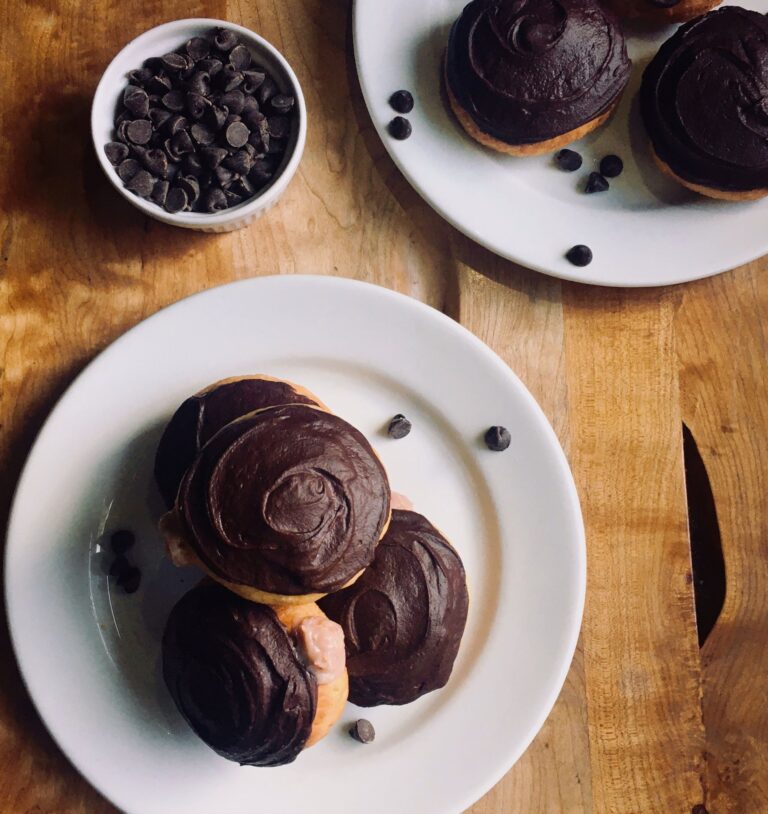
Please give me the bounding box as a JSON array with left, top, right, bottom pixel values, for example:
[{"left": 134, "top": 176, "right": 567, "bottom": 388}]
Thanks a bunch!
[
  {"left": 353, "top": 0, "right": 767, "bottom": 287},
  {"left": 5, "top": 276, "right": 584, "bottom": 814}
]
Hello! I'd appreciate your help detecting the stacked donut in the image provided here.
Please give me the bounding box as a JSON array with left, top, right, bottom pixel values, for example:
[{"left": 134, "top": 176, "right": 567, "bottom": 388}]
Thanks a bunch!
[
  {"left": 444, "top": 0, "right": 768, "bottom": 201},
  {"left": 156, "top": 375, "right": 469, "bottom": 766}
]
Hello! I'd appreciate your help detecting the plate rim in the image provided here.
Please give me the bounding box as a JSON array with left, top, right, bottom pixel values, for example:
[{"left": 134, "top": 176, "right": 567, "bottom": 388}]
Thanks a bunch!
[
  {"left": 4, "top": 275, "right": 586, "bottom": 813},
  {"left": 351, "top": 0, "right": 768, "bottom": 288}
]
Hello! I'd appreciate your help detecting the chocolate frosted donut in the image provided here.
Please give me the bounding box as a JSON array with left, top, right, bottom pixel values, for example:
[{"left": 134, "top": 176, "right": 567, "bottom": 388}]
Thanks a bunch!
[
  {"left": 641, "top": 7, "right": 768, "bottom": 195},
  {"left": 446, "top": 0, "right": 631, "bottom": 145},
  {"left": 162, "top": 582, "right": 317, "bottom": 766},
  {"left": 319, "top": 510, "right": 468, "bottom": 706},
  {"left": 178, "top": 404, "right": 391, "bottom": 596},
  {"left": 155, "top": 376, "right": 320, "bottom": 509}
]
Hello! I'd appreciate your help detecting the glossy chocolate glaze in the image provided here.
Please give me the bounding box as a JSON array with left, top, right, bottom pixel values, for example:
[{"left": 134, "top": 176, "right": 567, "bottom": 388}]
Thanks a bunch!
[
  {"left": 155, "top": 378, "right": 318, "bottom": 509},
  {"left": 319, "top": 510, "right": 468, "bottom": 706},
  {"left": 162, "top": 582, "right": 316, "bottom": 766},
  {"left": 641, "top": 7, "right": 768, "bottom": 192},
  {"left": 178, "top": 404, "right": 390, "bottom": 595},
  {"left": 446, "top": 0, "right": 631, "bottom": 144}
]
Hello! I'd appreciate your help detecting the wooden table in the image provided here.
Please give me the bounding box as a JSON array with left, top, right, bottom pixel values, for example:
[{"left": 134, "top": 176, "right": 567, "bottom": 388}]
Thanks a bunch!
[{"left": 1, "top": 2, "right": 766, "bottom": 812}]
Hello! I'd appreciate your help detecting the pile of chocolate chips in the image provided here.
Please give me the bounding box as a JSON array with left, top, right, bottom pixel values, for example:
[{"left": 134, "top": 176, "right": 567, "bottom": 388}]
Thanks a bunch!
[{"left": 103, "top": 27, "right": 296, "bottom": 214}]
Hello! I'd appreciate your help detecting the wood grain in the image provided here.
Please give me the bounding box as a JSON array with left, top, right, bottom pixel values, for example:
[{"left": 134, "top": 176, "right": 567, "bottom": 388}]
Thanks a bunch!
[{"left": 0, "top": 0, "right": 767, "bottom": 812}]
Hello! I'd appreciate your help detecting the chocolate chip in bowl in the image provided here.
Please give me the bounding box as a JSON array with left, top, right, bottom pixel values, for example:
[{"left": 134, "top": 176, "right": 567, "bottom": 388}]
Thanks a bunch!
[{"left": 92, "top": 19, "right": 307, "bottom": 231}]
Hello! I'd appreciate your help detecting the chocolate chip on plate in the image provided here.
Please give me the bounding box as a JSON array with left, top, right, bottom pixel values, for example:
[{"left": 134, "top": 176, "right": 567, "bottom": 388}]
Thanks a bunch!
[
  {"left": 566, "top": 244, "right": 593, "bottom": 267},
  {"left": 484, "top": 425, "right": 511, "bottom": 452},
  {"left": 585, "top": 172, "right": 609, "bottom": 194},
  {"left": 109, "top": 555, "right": 131, "bottom": 578},
  {"left": 104, "top": 141, "right": 129, "bottom": 166},
  {"left": 388, "top": 116, "right": 412, "bottom": 140},
  {"left": 599, "top": 154, "right": 624, "bottom": 179},
  {"left": 110, "top": 529, "right": 136, "bottom": 555},
  {"left": 389, "top": 89, "right": 414, "bottom": 114},
  {"left": 117, "top": 566, "right": 142, "bottom": 594},
  {"left": 388, "top": 413, "right": 412, "bottom": 439},
  {"left": 349, "top": 719, "right": 375, "bottom": 744},
  {"left": 555, "top": 148, "right": 582, "bottom": 172}
]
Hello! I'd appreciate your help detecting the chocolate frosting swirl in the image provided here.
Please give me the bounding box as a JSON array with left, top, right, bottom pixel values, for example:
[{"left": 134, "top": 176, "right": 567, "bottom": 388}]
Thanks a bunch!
[
  {"left": 446, "top": 0, "right": 631, "bottom": 144},
  {"left": 155, "top": 378, "right": 318, "bottom": 509},
  {"left": 319, "top": 510, "right": 468, "bottom": 706},
  {"left": 178, "top": 404, "right": 390, "bottom": 595},
  {"left": 162, "top": 582, "right": 316, "bottom": 766},
  {"left": 641, "top": 8, "right": 768, "bottom": 192}
]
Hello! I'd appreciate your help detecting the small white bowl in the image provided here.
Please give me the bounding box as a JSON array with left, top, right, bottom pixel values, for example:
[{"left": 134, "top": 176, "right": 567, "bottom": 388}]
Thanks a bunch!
[{"left": 91, "top": 18, "right": 306, "bottom": 232}]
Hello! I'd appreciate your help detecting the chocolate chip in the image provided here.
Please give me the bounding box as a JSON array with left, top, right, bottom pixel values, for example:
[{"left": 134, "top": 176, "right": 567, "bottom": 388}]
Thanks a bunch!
[
  {"left": 104, "top": 141, "right": 129, "bottom": 165},
  {"left": 164, "top": 186, "right": 188, "bottom": 213},
  {"left": 207, "top": 105, "right": 229, "bottom": 131},
  {"left": 148, "top": 107, "right": 172, "bottom": 129},
  {"left": 164, "top": 114, "right": 188, "bottom": 135},
  {"left": 349, "top": 719, "right": 375, "bottom": 744},
  {"left": 230, "top": 175, "right": 254, "bottom": 197},
  {"left": 213, "top": 165, "right": 234, "bottom": 187},
  {"left": 257, "top": 77, "right": 278, "bottom": 106},
  {"left": 585, "top": 172, "right": 609, "bottom": 194},
  {"left": 566, "top": 244, "right": 593, "bottom": 267},
  {"left": 218, "top": 90, "right": 244, "bottom": 115},
  {"left": 223, "top": 189, "right": 244, "bottom": 206},
  {"left": 555, "top": 148, "right": 582, "bottom": 172},
  {"left": 270, "top": 94, "right": 295, "bottom": 114},
  {"left": 162, "top": 89, "right": 186, "bottom": 112},
  {"left": 187, "top": 71, "right": 211, "bottom": 97},
  {"left": 171, "top": 128, "right": 194, "bottom": 154},
  {"left": 198, "top": 57, "right": 223, "bottom": 77},
  {"left": 186, "top": 92, "right": 209, "bottom": 120},
  {"left": 222, "top": 68, "right": 244, "bottom": 92},
  {"left": 242, "top": 95, "right": 260, "bottom": 116},
  {"left": 125, "top": 169, "right": 155, "bottom": 197},
  {"left": 266, "top": 137, "right": 286, "bottom": 156},
  {"left": 249, "top": 159, "right": 273, "bottom": 185},
  {"left": 118, "top": 566, "right": 141, "bottom": 594},
  {"left": 178, "top": 175, "right": 200, "bottom": 206},
  {"left": 202, "top": 145, "right": 229, "bottom": 168},
  {"left": 126, "top": 119, "right": 152, "bottom": 145},
  {"left": 128, "top": 67, "right": 153, "bottom": 85},
  {"left": 116, "top": 119, "right": 131, "bottom": 144},
  {"left": 267, "top": 115, "right": 289, "bottom": 139},
  {"left": 123, "top": 85, "right": 149, "bottom": 117},
  {"left": 388, "top": 414, "right": 412, "bottom": 439},
  {"left": 190, "top": 122, "right": 214, "bottom": 146},
  {"left": 229, "top": 44, "right": 251, "bottom": 71},
  {"left": 110, "top": 529, "right": 135, "bottom": 554},
  {"left": 213, "top": 27, "right": 238, "bottom": 51},
  {"left": 185, "top": 36, "right": 210, "bottom": 62},
  {"left": 389, "top": 90, "right": 414, "bottom": 114},
  {"left": 115, "top": 109, "right": 131, "bottom": 127},
  {"left": 223, "top": 149, "right": 253, "bottom": 174},
  {"left": 163, "top": 137, "right": 182, "bottom": 163},
  {"left": 203, "top": 187, "right": 228, "bottom": 212},
  {"left": 225, "top": 121, "right": 250, "bottom": 148},
  {"left": 148, "top": 74, "right": 172, "bottom": 94},
  {"left": 484, "top": 425, "right": 511, "bottom": 452},
  {"left": 142, "top": 147, "right": 168, "bottom": 177},
  {"left": 599, "top": 154, "right": 623, "bottom": 179},
  {"left": 161, "top": 52, "right": 188, "bottom": 72},
  {"left": 151, "top": 178, "right": 169, "bottom": 206},
  {"left": 183, "top": 153, "right": 204, "bottom": 176},
  {"left": 388, "top": 116, "right": 412, "bottom": 140},
  {"left": 116, "top": 158, "right": 141, "bottom": 182},
  {"left": 242, "top": 70, "right": 266, "bottom": 94},
  {"left": 109, "top": 555, "right": 130, "bottom": 578}
]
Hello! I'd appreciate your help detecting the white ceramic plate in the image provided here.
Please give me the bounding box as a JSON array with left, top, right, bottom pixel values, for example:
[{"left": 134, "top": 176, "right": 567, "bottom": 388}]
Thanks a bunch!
[
  {"left": 353, "top": 0, "right": 767, "bottom": 287},
  {"left": 5, "top": 276, "right": 584, "bottom": 814}
]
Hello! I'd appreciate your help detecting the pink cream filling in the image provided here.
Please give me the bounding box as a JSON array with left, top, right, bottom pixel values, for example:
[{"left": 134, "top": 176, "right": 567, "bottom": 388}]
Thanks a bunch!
[{"left": 296, "top": 615, "right": 346, "bottom": 685}]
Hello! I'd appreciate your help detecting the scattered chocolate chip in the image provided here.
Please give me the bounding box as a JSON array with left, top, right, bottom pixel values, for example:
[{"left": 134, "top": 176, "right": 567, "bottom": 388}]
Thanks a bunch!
[
  {"left": 116, "top": 158, "right": 141, "bottom": 182},
  {"left": 566, "top": 244, "right": 593, "bottom": 267},
  {"left": 585, "top": 172, "right": 609, "bottom": 194},
  {"left": 388, "top": 414, "right": 412, "bottom": 439},
  {"left": 349, "top": 719, "right": 375, "bottom": 744},
  {"left": 164, "top": 186, "right": 188, "bottom": 213},
  {"left": 185, "top": 36, "right": 210, "bottom": 62},
  {"left": 123, "top": 85, "right": 149, "bottom": 117},
  {"left": 484, "top": 426, "right": 511, "bottom": 452},
  {"left": 204, "top": 187, "right": 228, "bottom": 212},
  {"left": 104, "top": 141, "right": 129, "bottom": 165},
  {"left": 599, "top": 154, "right": 624, "bottom": 179},
  {"left": 117, "top": 566, "right": 142, "bottom": 594},
  {"left": 225, "top": 120, "right": 250, "bottom": 148},
  {"left": 388, "top": 116, "right": 412, "bottom": 140},
  {"left": 213, "top": 27, "right": 238, "bottom": 51},
  {"left": 151, "top": 178, "right": 169, "bottom": 206},
  {"left": 229, "top": 44, "right": 251, "bottom": 71},
  {"left": 126, "top": 119, "right": 152, "bottom": 145},
  {"left": 109, "top": 555, "right": 130, "bottom": 578},
  {"left": 161, "top": 52, "right": 188, "bottom": 72},
  {"left": 270, "top": 94, "right": 295, "bottom": 114},
  {"left": 161, "top": 89, "right": 186, "bottom": 112},
  {"left": 125, "top": 169, "right": 155, "bottom": 197},
  {"left": 389, "top": 90, "right": 414, "bottom": 114},
  {"left": 555, "top": 148, "right": 582, "bottom": 172}
]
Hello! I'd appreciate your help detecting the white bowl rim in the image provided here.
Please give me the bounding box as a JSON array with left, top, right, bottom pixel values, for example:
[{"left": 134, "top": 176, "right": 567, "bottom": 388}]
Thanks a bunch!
[{"left": 90, "top": 18, "right": 307, "bottom": 226}]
